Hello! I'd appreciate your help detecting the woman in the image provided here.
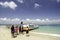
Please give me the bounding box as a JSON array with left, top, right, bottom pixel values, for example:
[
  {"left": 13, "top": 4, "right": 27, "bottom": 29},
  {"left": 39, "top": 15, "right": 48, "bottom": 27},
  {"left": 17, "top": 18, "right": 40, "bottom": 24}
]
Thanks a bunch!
[
  {"left": 14, "top": 26, "right": 18, "bottom": 35},
  {"left": 11, "top": 25, "right": 14, "bottom": 37},
  {"left": 14, "top": 26, "right": 18, "bottom": 37}
]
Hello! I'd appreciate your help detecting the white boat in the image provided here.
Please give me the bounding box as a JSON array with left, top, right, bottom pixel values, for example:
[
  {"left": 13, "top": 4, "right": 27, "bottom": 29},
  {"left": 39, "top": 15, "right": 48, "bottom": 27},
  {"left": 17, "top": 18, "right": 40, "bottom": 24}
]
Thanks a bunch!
[{"left": 23, "top": 24, "right": 39, "bottom": 31}]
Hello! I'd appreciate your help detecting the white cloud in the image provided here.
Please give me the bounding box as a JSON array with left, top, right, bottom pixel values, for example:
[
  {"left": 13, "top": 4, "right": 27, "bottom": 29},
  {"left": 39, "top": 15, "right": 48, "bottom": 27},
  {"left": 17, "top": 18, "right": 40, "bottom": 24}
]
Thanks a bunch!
[
  {"left": 45, "top": 18, "right": 50, "bottom": 21},
  {"left": 56, "top": 0, "right": 60, "bottom": 3},
  {"left": 0, "top": 18, "right": 60, "bottom": 25},
  {"left": 0, "top": 1, "right": 17, "bottom": 10},
  {"left": 0, "top": 18, "right": 20, "bottom": 21},
  {"left": 11, "top": 18, "right": 20, "bottom": 21},
  {"left": 26, "top": 19, "right": 30, "bottom": 21},
  {"left": 25, "top": 19, "right": 60, "bottom": 24},
  {"left": 17, "top": 0, "right": 24, "bottom": 3},
  {"left": 41, "top": 19, "right": 45, "bottom": 22},
  {"left": 57, "top": 0, "right": 60, "bottom": 2},
  {"left": 0, "top": 18, "right": 20, "bottom": 24},
  {"left": 34, "top": 3, "right": 41, "bottom": 8},
  {"left": 0, "top": 17, "right": 8, "bottom": 21},
  {"left": 36, "top": 19, "right": 41, "bottom": 21}
]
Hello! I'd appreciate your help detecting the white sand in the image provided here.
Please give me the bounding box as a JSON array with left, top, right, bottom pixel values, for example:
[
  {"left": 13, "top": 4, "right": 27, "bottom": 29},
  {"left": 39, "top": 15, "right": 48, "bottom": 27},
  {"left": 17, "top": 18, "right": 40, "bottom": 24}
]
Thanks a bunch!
[{"left": 0, "top": 27, "right": 60, "bottom": 40}]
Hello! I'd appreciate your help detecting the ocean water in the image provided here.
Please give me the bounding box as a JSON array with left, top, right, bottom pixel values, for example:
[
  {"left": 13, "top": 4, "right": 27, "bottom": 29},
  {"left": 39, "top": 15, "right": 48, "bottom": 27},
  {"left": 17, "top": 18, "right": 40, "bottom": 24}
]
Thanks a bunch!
[
  {"left": 0, "top": 25, "right": 60, "bottom": 35},
  {"left": 32, "top": 25, "right": 60, "bottom": 34},
  {"left": 0, "top": 25, "right": 7, "bottom": 27}
]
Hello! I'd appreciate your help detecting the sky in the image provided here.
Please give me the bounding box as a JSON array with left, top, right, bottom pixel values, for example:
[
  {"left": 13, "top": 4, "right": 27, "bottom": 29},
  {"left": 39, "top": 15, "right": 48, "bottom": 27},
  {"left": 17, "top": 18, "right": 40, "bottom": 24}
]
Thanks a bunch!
[{"left": 0, "top": 0, "right": 60, "bottom": 20}]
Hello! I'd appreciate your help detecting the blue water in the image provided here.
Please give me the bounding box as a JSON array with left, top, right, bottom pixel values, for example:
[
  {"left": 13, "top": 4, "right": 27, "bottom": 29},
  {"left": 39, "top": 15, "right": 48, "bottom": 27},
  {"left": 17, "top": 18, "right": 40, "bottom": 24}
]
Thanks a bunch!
[
  {"left": 33, "top": 25, "right": 60, "bottom": 34},
  {"left": 0, "top": 25, "right": 60, "bottom": 34}
]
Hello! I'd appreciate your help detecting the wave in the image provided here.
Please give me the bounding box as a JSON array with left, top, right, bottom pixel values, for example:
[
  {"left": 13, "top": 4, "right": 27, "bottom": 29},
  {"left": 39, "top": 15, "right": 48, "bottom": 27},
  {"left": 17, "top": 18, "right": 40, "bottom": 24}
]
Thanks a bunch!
[{"left": 31, "top": 32, "right": 60, "bottom": 37}]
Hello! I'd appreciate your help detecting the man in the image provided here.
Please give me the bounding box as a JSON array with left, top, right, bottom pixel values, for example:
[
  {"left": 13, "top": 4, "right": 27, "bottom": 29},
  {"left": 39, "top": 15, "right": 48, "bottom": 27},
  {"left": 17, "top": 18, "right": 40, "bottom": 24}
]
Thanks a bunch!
[{"left": 19, "top": 22, "right": 23, "bottom": 34}]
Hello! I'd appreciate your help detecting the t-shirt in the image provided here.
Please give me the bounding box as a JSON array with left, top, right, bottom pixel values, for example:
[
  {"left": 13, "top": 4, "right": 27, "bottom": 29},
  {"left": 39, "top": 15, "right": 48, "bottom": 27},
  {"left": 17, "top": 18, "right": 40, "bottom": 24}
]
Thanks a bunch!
[{"left": 14, "top": 28, "right": 18, "bottom": 32}]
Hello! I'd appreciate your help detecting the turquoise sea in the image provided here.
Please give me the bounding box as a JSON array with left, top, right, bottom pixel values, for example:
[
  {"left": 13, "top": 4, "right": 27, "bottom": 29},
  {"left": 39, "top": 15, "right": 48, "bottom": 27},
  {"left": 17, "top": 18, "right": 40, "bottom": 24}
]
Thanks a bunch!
[
  {"left": 0, "top": 24, "right": 60, "bottom": 35},
  {"left": 32, "top": 25, "right": 60, "bottom": 34}
]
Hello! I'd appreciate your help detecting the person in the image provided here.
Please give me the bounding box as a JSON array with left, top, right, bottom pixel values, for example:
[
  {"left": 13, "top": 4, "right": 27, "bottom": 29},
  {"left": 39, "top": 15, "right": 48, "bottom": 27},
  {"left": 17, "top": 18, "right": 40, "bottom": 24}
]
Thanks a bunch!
[
  {"left": 19, "top": 26, "right": 21, "bottom": 33},
  {"left": 26, "top": 26, "right": 29, "bottom": 36},
  {"left": 19, "top": 21, "right": 24, "bottom": 34},
  {"left": 16, "top": 26, "right": 19, "bottom": 35},
  {"left": 21, "top": 26, "right": 23, "bottom": 34},
  {"left": 14, "top": 26, "right": 18, "bottom": 35},
  {"left": 14, "top": 26, "right": 19, "bottom": 37},
  {"left": 11, "top": 25, "right": 14, "bottom": 37}
]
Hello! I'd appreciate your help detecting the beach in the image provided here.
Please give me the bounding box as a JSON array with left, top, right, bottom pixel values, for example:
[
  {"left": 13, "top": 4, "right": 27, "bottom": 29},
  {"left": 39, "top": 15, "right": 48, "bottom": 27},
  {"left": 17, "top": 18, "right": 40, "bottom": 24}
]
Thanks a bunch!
[{"left": 0, "top": 27, "right": 60, "bottom": 40}]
